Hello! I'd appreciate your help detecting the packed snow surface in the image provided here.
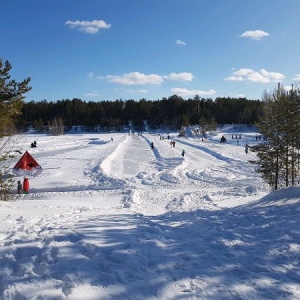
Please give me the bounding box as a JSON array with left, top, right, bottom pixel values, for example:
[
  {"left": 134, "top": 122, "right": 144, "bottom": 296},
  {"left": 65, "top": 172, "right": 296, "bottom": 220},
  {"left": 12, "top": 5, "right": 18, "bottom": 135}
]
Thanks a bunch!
[{"left": 0, "top": 126, "right": 299, "bottom": 300}]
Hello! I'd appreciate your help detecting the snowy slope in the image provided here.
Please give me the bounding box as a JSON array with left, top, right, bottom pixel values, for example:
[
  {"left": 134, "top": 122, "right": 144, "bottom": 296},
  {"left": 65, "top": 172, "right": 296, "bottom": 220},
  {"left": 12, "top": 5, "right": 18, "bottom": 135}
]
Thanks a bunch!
[{"left": 0, "top": 129, "right": 299, "bottom": 300}]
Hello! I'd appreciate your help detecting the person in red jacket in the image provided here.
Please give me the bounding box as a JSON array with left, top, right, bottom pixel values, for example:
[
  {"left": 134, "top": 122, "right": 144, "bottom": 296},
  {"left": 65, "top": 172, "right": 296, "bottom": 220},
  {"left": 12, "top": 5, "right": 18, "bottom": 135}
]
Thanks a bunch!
[{"left": 23, "top": 177, "right": 29, "bottom": 194}]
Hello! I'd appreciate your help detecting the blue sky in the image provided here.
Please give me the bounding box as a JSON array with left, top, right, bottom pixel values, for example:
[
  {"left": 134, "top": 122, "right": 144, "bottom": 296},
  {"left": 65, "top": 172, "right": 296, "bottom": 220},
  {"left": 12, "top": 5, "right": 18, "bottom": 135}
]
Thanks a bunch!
[{"left": 1, "top": 0, "right": 300, "bottom": 102}]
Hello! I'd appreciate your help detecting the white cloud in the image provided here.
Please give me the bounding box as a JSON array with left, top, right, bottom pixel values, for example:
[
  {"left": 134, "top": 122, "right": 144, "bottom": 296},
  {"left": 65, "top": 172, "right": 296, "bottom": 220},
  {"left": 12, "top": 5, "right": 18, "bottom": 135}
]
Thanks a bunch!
[
  {"left": 224, "top": 76, "right": 244, "bottom": 81},
  {"left": 125, "top": 89, "right": 148, "bottom": 94},
  {"left": 292, "top": 74, "right": 300, "bottom": 81},
  {"left": 240, "top": 30, "right": 269, "bottom": 40},
  {"left": 84, "top": 92, "right": 99, "bottom": 97},
  {"left": 65, "top": 20, "right": 111, "bottom": 34},
  {"left": 107, "top": 72, "right": 164, "bottom": 85},
  {"left": 164, "top": 72, "right": 193, "bottom": 81},
  {"left": 103, "top": 71, "right": 194, "bottom": 85},
  {"left": 259, "top": 69, "right": 284, "bottom": 82},
  {"left": 176, "top": 40, "right": 186, "bottom": 46},
  {"left": 225, "top": 68, "right": 285, "bottom": 83},
  {"left": 283, "top": 85, "right": 292, "bottom": 91},
  {"left": 170, "top": 88, "right": 216, "bottom": 97},
  {"left": 88, "top": 72, "right": 94, "bottom": 78},
  {"left": 232, "top": 68, "right": 254, "bottom": 76}
]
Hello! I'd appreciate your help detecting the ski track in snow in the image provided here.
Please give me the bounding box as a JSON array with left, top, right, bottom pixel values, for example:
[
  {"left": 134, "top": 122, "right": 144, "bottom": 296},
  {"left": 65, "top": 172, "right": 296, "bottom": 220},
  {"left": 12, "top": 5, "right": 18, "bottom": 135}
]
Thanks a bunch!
[{"left": 0, "top": 128, "right": 299, "bottom": 299}]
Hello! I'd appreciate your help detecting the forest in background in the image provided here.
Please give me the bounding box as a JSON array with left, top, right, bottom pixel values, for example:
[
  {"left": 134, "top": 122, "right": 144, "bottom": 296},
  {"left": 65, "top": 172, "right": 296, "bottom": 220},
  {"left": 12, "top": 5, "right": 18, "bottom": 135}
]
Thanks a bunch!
[
  {"left": 18, "top": 95, "right": 263, "bottom": 132},
  {"left": 2, "top": 56, "right": 299, "bottom": 193}
]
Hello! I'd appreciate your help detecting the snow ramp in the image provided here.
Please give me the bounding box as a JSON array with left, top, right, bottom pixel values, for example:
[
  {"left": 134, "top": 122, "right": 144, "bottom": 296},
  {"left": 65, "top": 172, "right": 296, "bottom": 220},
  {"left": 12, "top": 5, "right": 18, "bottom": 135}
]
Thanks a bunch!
[{"left": 184, "top": 127, "right": 194, "bottom": 138}]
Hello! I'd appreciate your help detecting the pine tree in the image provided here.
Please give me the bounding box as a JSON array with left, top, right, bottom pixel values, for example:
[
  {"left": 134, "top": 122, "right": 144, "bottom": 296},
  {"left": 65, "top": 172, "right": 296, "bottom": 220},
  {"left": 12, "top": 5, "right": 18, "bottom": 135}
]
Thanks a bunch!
[
  {"left": 0, "top": 59, "right": 31, "bottom": 200},
  {"left": 251, "top": 84, "right": 300, "bottom": 190},
  {"left": 0, "top": 59, "right": 31, "bottom": 136}
]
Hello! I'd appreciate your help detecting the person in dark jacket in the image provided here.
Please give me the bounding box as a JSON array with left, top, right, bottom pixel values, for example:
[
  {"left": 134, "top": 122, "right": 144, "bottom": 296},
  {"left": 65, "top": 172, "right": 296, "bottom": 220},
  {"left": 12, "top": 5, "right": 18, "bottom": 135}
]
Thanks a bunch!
[{"left": 17, "top": 181, "right": 22, "bottom": 194}]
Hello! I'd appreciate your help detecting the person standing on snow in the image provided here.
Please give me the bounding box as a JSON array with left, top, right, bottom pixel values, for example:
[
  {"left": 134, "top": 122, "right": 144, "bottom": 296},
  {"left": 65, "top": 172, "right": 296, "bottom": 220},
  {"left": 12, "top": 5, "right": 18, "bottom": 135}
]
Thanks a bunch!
[
  {"left": 23, "top": 177, "right": 29, "bottom": 194},
  {"left": 181, "top": 150, "right": 185, "bottom": 157},
  {"left": 245, "top": 144, "right": 249, "bottom": 154},
  {"left": 17, "top": 180, "right": 22, "bottom": 194}
]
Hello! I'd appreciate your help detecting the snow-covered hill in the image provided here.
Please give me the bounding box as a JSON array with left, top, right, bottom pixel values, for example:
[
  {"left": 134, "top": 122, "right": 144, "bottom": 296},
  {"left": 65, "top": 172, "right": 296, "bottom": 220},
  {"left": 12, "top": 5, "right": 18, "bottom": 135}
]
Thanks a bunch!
[{"left": 0, "top": 128, "right": 299, "bottom": 299}]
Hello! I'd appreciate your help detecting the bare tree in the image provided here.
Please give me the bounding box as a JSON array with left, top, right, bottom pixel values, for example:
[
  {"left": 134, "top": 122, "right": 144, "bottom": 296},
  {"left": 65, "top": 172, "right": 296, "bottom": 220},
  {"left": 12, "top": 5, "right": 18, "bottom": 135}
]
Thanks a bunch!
[{"left": 48, "top": 117, "right": 65, "bottom": 135}]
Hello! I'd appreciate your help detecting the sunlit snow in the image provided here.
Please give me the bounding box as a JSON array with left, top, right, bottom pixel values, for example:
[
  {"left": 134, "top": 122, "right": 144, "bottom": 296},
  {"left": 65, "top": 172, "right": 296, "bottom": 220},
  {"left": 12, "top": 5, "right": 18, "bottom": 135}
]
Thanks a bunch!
[{"left": 0, "top": 125, "right": 299, "bottom": 299}]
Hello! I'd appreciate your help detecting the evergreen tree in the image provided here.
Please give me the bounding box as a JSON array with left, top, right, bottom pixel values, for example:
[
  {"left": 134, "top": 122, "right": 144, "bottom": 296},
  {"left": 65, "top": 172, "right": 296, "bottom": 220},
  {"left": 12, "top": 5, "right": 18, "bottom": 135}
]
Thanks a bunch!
[
  {"left": 0, "top": 59, "right": 31, "bottom": 200},
  {"left": 251, "top": 84, "right": 300, "bottom": 190},
  {"left": 0, "top": 59, "right": 31, "bottom": 136}
]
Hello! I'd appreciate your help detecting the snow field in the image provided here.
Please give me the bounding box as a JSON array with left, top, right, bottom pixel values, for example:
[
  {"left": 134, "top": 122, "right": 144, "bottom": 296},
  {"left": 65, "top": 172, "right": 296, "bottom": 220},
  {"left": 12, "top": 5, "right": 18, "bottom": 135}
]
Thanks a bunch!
[{"left": 0, "top": 127, "right": 299, "bottom": 299}]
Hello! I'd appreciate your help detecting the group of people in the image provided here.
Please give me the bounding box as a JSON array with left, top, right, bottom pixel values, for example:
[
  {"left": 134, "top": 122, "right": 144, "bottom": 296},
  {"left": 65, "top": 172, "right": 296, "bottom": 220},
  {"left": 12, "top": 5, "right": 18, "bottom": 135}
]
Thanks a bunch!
[
  {"left": 170, "top": 140, "right": 176, "bottom": 148},
  {"left": 232, "top": 134, "right": 242, "bottom": 139},
  {"left": 151, "top": 136, "right": 185, "bottom": 158},
  {"left": 170, "top": 140, "right": 185, "bottom": 157},
  {"left": 17, "top": 177, "right": 29, "bottom": 194}
]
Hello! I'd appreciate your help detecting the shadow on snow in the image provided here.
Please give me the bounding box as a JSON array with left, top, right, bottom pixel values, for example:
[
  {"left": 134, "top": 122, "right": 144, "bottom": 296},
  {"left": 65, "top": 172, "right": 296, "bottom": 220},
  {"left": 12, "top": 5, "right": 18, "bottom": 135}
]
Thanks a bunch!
[{"left": 0, "top": 190, "right": 299, "bottom": 299}]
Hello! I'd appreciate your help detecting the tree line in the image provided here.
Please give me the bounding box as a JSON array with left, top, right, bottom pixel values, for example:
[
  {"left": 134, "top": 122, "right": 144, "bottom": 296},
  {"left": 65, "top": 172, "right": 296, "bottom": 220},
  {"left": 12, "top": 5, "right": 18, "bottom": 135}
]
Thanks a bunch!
[
  {"left": 17, "top": 96, "right": 263, "bottom": 132},
  {"left": 1, "top": 57, "right": 299, "bottom": 194}
]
